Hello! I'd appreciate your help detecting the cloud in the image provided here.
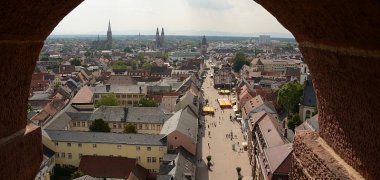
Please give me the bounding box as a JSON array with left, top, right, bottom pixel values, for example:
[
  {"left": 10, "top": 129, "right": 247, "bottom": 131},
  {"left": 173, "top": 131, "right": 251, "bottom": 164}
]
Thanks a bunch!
[{"left": 186, "top": 0, "right": 233, "bottom": 10}]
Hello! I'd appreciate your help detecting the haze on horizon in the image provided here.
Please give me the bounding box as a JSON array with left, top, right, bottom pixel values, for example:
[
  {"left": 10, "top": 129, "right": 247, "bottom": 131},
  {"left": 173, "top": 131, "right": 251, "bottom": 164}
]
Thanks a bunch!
[{"left": 52, "top": 0, "right": 292, "bottom": 37}]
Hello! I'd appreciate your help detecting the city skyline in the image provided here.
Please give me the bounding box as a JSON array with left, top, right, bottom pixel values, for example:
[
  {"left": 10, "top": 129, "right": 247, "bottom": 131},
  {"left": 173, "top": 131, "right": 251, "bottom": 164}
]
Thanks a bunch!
[{"left": 51, "top": 0, "right": 293, "bottom": 37}]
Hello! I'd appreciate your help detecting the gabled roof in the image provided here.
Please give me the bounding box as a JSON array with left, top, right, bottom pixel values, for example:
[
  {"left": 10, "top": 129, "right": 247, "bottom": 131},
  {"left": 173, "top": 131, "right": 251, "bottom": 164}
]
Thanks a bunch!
[
  {"left": 160, "top": 106, "right": 198, "bottom": 143},
  {"left": 72, "top": 86, "right": 93, "bottom": 104},
  {"left": 258, "top": 113, "right": 285, "bottom": 148},
  {"left": 264, "top": 143, "right": 293, "bottom": 174}
]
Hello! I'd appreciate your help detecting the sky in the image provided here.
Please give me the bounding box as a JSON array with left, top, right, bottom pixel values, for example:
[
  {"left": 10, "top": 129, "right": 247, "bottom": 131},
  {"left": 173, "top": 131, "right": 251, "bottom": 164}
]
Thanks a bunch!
[{"left": 51, "top": 0, "right": 292, "bottom": 37}]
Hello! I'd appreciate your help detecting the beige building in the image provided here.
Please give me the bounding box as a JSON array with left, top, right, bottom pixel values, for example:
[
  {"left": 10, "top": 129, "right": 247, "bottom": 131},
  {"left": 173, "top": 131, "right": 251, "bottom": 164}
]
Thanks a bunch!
[
  {"left": 92, "top": 84, "right": 147, "bottom": 107},
  {"left": 251, "top": 58, "right": 301, "bottom": 72},
  {"left": 68, "top": 106, "right": 172, "bottom": 134},
  {"left": 160, "top": 106, "right": 198, "bottom": 155},
  {"left": 42, "top": 130, "right": 167, "bottom": 173}
]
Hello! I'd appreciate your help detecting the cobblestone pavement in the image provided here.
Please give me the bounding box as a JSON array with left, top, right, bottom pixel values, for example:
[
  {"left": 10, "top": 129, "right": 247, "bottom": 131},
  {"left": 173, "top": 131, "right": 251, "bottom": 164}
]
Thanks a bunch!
[{"left": 196, "top": 67, "right": 252, "bottom": 180}]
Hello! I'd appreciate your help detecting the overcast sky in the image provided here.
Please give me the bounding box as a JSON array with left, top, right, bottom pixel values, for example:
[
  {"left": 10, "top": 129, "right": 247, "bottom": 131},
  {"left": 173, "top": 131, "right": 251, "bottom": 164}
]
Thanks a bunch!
[{"left": 51, "top": 0, "right": 292, "bottom": 37}]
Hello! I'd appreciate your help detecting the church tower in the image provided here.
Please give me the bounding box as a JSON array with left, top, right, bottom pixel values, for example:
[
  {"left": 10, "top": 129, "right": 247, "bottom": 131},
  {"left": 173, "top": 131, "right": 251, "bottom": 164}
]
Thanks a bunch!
[
  {"left": 201, "top": 35, "right": 208, "bottom": 55},
  {"left": 155, "top": 27, "right": 161, "bottom": 49},
  {"left": 160, "top": 27, "right": 165, "bottom": 48},
  {"left": 107, "top": 20, "right": 112, "bottom": 49}
]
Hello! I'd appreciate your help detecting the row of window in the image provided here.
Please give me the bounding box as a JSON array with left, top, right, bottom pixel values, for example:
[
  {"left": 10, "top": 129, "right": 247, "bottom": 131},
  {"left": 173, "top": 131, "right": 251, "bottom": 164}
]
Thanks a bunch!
[
  {"left": 72, "top": 121, "right": 89, "bottom": 128},
  {"left": 55, "top": 152, "right": 163, "bottom": 165},
  {"left": 54, "top": 142, "right": 164, "bottom": 151},
  {"left": 94, "top": 94, "right": 144, "bottom": 99}
]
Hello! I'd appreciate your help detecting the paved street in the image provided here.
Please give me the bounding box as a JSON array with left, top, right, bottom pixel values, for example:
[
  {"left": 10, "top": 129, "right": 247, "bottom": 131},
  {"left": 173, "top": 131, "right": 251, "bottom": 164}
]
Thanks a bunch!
[{"left": 196, "top": 64, "right": 252, "bottom": 180}]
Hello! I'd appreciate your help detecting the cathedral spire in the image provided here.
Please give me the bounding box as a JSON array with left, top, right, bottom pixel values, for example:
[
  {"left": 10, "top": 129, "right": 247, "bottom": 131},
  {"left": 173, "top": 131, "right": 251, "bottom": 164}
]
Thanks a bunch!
[{"left": 107, "top": 20, "right": 112, "bottom": 32}]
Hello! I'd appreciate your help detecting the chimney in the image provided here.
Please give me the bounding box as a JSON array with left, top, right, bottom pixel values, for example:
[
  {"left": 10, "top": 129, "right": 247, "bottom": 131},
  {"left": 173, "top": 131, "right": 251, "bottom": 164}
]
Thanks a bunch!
[{"left": 106, "top": 84, "right": 111, "bottom": 92}]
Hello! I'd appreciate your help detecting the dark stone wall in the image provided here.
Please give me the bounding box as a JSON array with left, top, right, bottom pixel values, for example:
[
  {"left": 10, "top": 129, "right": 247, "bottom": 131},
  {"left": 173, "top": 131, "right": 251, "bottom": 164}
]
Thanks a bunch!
[
  {"left": 254, "top": 0, "right": 380, "bottom": 179},
  {"left": 0, "top": 1, "right": 83, "bottom": 179}
]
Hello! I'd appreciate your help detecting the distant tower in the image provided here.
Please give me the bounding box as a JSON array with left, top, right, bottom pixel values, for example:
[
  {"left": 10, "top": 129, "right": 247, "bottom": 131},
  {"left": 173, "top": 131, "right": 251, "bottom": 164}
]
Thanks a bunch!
[
  {"left": 201, "top": 35, "right": 208, "bottom": 55},
  {"left": 155, "top": 27, "right": 161, "bottom": 49},
  {"left": 107, "top": 20, "right": 112, "bottom": 49},
  {"left": 97, "top": 33, "right": 100, "bottom": 49},
  {"left": 160, "top": 27, "right": 165, "bottom": 48}
]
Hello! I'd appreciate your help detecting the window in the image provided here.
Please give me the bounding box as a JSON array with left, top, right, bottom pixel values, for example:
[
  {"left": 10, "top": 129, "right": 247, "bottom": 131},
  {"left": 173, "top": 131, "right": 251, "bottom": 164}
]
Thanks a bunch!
[
  {"left": 169, "top": 145, "right": 174, "bottom": 149},
  {"left": 55, "top": 153, "right": 60, "bottom": 158},
  {"left": 145, "top": 124, "right": 149, "bottom": 130},
  {"left": 54, "top": 142, "right": 58, "bottom": 146},
  {"left": 139, "top": 124, "right": 142, "bottom": 129},
  {"left": 113, "top": 123, "right": 117, "bottom": 128},
  {"left": 159, "top": 147, "right": 163, "bottom": 151},
  {"left": 82, "top": 122, "right": 86, "bottom": 127},
  {"left": 127, "top": 95, "right": 132, "bottom": 98},
  {"left": 118, "top": 123, "right": 122, "bottom": 128},
  {"left": 116, "top": 94, "right": 120, "bottom": 98},
  {"left": 61, "top": 153, "right": 65, "bottom": 158},
  {"left": 76, "top": 122, "right": 80, "bottom": 127},
  {"left": 79, "top": 153, "right": 83, "bottom": 158},
  {"left": 159, "top": 157, "right": 163, "bottom": 163},
  {"left": 67, "top": 143, "right": 71, "bottom": 147},
  {"left": 175, "top": 136, "right": 177, "bottom": 140},
  {"left": 117, "top": 145, "right": 122, "bottom": 149},
  {"left": 128, "top": 100, "right": 132, "bottom": 105},
  {"left": 122, "top": 95, "right": 126, "bottom": 98},
  {"left": 78, "top": 143, "right": 82, "bottom": 148},
  {"left": 147, "top": 147, "right": 151, "bottom": 151},
  {"left": 93, "top": 144, "right": 97, "bottom": 148},
  {"left": 72, "top": 122, "right": 76, "bottom": 127},
  {"left": 136, "top": 146, "right": 140, "bottom": 151},
  {"left": 95, "top": 94, "right": 99, "bottom": 98},
  {"left": 68, "top": 153, "right": 72, "bottom": 159},
  {"left": 151, "top": 124, "right": 155, "bottom": 129},
  {"left": 156, "top": 125, "right": 161, "bottom": 130},
  {"left": 147, "top": 157, "right": 152, "bottom": 163},
  {"left": 136, "top": 156, "right": 141, "bottom": 162},
  {"left": 152, "top": 157, "right": 156, "bottom": 163}
]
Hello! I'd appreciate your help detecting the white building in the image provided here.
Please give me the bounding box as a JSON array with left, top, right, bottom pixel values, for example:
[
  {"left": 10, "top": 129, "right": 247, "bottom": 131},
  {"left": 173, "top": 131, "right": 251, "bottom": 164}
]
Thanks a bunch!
[{"left": 258, "top": 35, "right": 271, "bottom": 45}]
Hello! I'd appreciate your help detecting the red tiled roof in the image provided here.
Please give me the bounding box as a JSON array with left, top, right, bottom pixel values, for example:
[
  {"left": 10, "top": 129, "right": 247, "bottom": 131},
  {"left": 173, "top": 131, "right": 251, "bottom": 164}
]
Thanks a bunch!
[
  {"left": 72, "top": 86, "right": 93, "bottom": 104},
  {"left": 79, "top": 156, "right": 146, "bottom": 179}
]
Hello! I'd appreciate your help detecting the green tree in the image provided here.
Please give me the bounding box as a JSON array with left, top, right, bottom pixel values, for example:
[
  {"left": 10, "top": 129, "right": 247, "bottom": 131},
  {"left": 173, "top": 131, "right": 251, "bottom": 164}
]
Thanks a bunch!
[
  {"left": 232, "top": 52, "right": 251, "bottom": 72},
  {"left": 138, "top": 97, "right": 157, "bottom": 107},
  {"left": 142, "top": 62, "right": 152, "bottom": 70},
  {"left": 96, "top": 93, "right": 119, "bottom": 107},
  {"left": 40, "top": 56, "right": 49, "bottom": 61},
  {"left": 71, "top": 170, "right": 84, "bottom": 179},
  {"left": 70, "top": 58, "right": 81, "bottom": 66},
  {"left": 277, "top": 81, "right": 303, "bottom": 115},
  {"left": 112, "top": 60, "right": 128, "bottom": 71},
  {"left": 287, "top": 113, "right": 302, "bottom": 132},
  {"left": 84, "top": 51, "right": 91, "bottom": 57},
  {"left": 124, "top": 123, "right": 137, "bottom": 133},
  {"left": 137, "top": 53, "right": 144, "bottom": 61},
  {"left": 89, "top": 119, "right": 110, "bottom": 132},
  {"left": 124, "top": 47, "right": 133, "bottom": 53}
]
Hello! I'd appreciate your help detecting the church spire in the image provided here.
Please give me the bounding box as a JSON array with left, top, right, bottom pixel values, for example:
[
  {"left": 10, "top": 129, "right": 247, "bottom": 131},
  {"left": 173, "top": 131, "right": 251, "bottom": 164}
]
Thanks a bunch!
[
  {"left": 107, "top": 20, "right": 112, "bottom": 49},
  {"left": 107, "top": 20, "right": 112, "bottom": 32}
]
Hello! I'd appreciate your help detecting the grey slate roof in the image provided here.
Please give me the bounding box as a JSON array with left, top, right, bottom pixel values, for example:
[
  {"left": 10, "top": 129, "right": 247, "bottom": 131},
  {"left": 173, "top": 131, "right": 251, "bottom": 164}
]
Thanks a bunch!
[
  {"left": 160, "top": 106, "right": 198, "bottom": 143},
  {"left": 92, "top": 106, "right": 127, "bottom": 122},
  {"left": 44, "top": 130, "right": 166, "bottom": 146},
  {"left": 126, "top": 107, "right": 172, "bottom": 124},
  {"left": 301, "top": 80, "right": 317, "bottom": 107}
]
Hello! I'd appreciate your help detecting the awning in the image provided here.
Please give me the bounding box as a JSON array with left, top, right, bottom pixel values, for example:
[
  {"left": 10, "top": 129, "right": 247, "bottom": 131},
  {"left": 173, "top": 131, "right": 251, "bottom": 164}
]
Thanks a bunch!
[
  {"left": 218, "top": 99, "right": 232, "bottom": 108},
  {"left": 203, "top": 106, "right": 215, "bottom": 113}
]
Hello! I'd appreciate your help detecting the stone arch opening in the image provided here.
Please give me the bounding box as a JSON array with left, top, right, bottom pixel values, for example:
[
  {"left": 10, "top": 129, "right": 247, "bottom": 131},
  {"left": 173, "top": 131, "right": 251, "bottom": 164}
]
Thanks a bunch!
[{"left": 0, "top": 0, "right": 379, "bottom": 179}]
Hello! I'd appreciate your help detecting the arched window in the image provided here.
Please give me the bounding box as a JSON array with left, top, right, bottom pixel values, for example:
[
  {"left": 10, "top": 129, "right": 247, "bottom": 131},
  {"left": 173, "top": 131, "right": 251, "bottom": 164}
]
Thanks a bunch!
[{"left": 306, "top": 110, "right": 311, "bottom": 119}]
